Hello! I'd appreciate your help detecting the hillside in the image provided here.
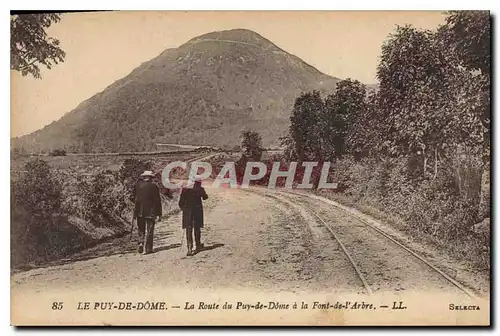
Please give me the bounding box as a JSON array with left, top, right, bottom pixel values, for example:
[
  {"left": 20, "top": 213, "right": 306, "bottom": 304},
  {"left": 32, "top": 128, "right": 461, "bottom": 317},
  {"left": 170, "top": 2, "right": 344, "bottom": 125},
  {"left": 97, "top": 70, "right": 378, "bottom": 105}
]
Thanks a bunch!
[{"left": 13, "top": 29, "right": 342, "bottom": 152}]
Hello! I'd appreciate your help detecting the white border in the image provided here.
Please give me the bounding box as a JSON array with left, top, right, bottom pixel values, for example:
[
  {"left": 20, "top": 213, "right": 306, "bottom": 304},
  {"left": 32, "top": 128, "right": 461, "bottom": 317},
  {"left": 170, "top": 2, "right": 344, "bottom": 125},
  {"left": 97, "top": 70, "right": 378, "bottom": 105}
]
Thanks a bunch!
[
  {"left": 4, "top": 1, "right": 499, "bottom": 10},
  {"left": 3, "top": 1, "right": 498, "bottom": 334}
]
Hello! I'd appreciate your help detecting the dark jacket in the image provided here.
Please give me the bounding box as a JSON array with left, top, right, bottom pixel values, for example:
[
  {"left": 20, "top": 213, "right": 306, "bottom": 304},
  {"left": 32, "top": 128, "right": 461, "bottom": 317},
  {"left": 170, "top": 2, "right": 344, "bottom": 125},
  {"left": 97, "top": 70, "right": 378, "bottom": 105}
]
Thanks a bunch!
[
  {"left": 134, "top": 180, "right": 162, "bottom": 219},
  {"left": 179, "top": 186, "right": 208, "bottom": 229}
]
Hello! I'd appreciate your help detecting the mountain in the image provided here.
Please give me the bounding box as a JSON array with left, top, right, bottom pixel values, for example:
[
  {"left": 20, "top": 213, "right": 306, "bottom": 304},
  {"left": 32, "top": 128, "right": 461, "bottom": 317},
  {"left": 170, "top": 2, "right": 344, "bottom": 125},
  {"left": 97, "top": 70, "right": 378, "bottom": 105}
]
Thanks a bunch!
[{"left": 13, "top": 29, "right": 342, "bottom": 153}]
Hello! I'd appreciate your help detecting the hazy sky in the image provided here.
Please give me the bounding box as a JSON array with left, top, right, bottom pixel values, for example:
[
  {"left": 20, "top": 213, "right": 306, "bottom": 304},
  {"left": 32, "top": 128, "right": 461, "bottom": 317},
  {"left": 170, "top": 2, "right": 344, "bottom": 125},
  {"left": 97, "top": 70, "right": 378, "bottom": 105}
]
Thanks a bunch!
[{"left": 11, "top": 11, "right": 446, "bottom": 137}]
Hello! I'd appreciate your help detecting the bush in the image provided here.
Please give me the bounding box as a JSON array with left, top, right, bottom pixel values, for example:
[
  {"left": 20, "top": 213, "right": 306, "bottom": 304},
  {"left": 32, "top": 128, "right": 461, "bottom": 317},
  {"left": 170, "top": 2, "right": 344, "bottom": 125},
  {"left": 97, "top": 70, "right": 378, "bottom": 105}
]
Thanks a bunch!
[
  {"left": 11, "top": 159, "right": 84, "bottom": 266},
  {"left": 49, "top": 149, "right": 67, "bottom": 156},
  {"left": 10, "top": 157, "right": 170, "bottom": 268},
  {"left": 76, "top": 171, "right": 128, "bottom": 224},
  {"left": 12, "top": 159, "right": 62, "bottom": 218},
  {"left": 119, "top": 158, "right": 152, "bottom": 201}
]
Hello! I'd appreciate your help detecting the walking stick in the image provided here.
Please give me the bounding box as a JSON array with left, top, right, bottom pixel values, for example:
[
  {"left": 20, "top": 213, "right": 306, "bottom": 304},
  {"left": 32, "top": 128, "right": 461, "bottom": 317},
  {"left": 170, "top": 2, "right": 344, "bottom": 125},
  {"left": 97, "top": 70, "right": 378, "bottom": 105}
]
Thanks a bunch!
[
  {"left": 130, "top": 216, "right": 135, "bottom": 242},
  {"left": 180, "top": 227, "right": 185, "bottom": 251}
]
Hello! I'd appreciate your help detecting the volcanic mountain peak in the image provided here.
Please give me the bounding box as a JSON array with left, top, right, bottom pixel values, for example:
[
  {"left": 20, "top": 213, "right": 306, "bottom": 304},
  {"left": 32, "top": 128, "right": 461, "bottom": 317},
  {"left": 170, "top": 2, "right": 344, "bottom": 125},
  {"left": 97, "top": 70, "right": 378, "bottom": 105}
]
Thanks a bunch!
[
  {"left": 186, "top": 28, "right": 278, "bottom": 49},
  {"left": 13, "top": 29, "right": 342, "bottom": 153}
]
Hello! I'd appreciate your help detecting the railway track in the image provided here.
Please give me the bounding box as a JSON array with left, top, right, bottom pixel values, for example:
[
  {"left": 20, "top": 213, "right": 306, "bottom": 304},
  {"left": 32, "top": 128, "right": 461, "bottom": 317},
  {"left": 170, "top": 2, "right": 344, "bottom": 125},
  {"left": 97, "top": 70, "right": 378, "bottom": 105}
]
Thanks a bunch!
[{"left": 244, "top": 187, "right": 477, "bottom": 299}]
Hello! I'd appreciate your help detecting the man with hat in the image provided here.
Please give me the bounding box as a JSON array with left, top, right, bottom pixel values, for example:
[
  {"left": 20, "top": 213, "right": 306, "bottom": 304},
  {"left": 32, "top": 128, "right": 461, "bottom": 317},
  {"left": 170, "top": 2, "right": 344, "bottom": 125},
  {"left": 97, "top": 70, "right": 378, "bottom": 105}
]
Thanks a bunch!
[
  {"left": 134, "top": 170, "right": 162, "bottom": 254},
  {"left": 178, "top": 178, "right": 208, "bottom": 256}
]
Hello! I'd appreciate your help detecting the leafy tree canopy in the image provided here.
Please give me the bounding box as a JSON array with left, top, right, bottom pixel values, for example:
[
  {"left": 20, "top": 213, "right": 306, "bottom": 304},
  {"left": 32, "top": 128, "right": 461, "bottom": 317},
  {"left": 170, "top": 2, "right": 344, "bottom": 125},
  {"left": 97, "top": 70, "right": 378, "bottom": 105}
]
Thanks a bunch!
[
  {"left": 241, "top": 130, "right": 264, "bottom": 161},
  {"left": 11, "top": 13, "right": 66, "bottom": 78},
  {"left": 441, "top": 10, "right": 490, "bottom": 75}
]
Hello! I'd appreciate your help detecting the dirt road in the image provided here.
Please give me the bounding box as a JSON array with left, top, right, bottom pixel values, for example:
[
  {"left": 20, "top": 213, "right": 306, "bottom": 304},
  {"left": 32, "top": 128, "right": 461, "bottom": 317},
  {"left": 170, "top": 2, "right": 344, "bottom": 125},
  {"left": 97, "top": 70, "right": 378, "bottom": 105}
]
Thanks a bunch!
[
  {"left": 10, "top": 187, "right": 357, "bottom": 294},
  {"left": 11, "top": 185, "right": 488, "bottom": 295}
]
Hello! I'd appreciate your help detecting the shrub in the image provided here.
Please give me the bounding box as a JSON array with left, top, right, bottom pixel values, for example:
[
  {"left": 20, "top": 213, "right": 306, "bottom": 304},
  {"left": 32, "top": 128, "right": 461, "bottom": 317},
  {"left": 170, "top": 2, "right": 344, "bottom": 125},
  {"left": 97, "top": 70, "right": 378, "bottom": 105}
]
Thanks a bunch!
[
  {"left": 76, "top": 171, "right": 128, "bottom": 224},
  {"left": 11, "top": 159, "right": 83, "bottom": 266},
  {"left": 12, "top": 159, "right": 62, "bottom": 218},
  {"left": 49, "top": 149, "right": 67, "bottom": 156},
  {"left": 119, "top": 158, "right": 152, "bottom": 201}
]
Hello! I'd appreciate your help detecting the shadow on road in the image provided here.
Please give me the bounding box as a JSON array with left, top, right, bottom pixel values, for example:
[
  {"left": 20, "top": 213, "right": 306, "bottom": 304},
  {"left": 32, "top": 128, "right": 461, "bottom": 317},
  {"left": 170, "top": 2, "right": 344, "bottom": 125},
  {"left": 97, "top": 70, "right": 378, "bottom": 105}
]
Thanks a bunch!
[
  {"left": 14, "top": 230, "right": 177, "bottom": 272},
  {"left": 192, "top": 243, "right": 225, "bottom": 256},
  {"left": 153, "top": 243, "right": 181, "bottom": 253}
]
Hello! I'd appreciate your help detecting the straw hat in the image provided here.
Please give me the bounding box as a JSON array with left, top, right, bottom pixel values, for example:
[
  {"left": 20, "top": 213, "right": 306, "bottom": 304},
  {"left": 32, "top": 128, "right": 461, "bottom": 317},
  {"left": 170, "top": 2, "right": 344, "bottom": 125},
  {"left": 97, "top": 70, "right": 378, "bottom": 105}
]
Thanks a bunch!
[{"left": 140, "top": 170, "right": 155, "bottom": 178}]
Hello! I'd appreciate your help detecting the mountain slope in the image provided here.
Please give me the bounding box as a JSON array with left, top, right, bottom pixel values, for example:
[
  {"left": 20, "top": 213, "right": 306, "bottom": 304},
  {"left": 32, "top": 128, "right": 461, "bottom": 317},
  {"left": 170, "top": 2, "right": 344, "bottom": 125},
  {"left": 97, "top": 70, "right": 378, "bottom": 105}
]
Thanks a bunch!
[{"left": 13, "top": 29, "right": 341, "bottom": 152}]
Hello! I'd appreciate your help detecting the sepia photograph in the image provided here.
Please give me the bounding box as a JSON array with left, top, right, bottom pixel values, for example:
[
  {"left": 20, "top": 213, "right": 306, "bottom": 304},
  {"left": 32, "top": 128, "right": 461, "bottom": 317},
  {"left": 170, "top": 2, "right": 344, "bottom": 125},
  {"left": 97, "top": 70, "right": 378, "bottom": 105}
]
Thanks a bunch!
[{"left": 9, "top": 10, "right": 491, "bottom": 326}]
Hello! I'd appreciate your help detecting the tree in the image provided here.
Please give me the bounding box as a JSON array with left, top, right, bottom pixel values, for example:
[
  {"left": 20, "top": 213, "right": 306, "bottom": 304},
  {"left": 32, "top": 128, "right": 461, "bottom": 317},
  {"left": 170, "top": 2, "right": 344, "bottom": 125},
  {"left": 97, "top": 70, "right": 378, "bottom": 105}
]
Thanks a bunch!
[
  {"left": 324, "top": 79, "right": 367, "bottom": 159},
  {"left": 439, "top": 11, "right": 491, "bottom": 218},
  {"left": 11, "top": 13, "right": 66, "bottom": 78},
  {"left": 372, "top": 16, "right": 489, "bottom": 228},
  {"left": 347, "top": 90, "right": 384, "bottom": 158},
  {"left": 240, "top": 130, "right": 264, "bottom": 161},
  {"left": 440, "top": 11, "right": 490, "bottom": 161},
  {"left": 288, "top": 90, "right": 325, "bottom": 163},
  {"left": 376, "top": 25, "right": 466, "bottom": 178},
  {"left": 442, "top": 11, "right": 490, "bottom": 75}
]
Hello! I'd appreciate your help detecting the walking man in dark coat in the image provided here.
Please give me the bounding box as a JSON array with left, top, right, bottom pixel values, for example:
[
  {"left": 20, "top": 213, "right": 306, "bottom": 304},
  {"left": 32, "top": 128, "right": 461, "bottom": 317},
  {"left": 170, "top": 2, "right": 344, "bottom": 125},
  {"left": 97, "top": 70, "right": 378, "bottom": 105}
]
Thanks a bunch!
[
  {"left": 179, "top": 179, "right": 208, "bottom": 256},
  {"left": 134, "top": 170, "right": 162, "bottom": 254}
]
